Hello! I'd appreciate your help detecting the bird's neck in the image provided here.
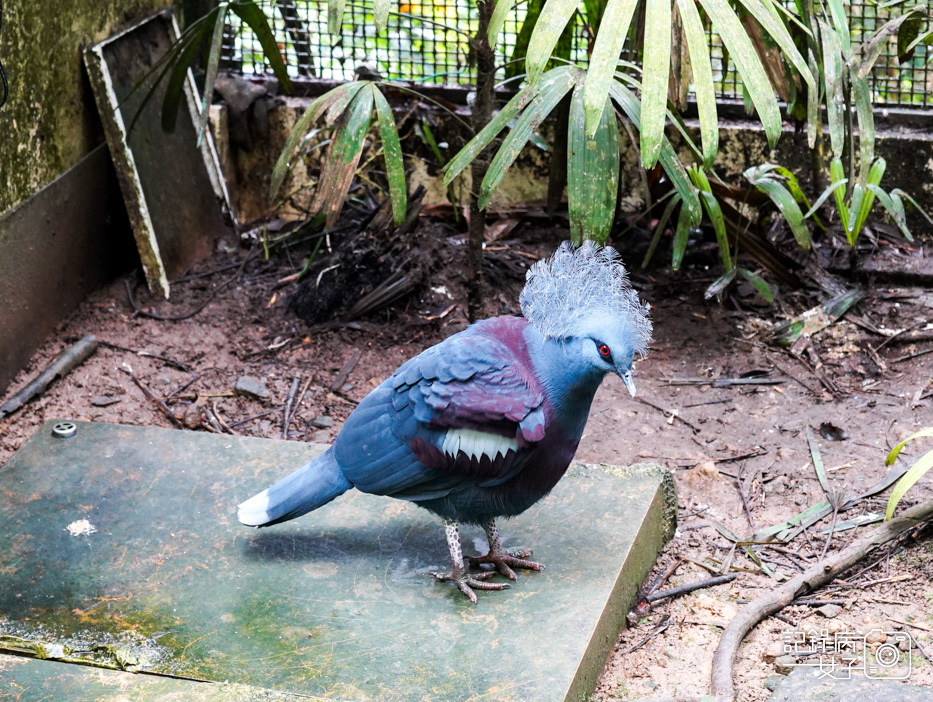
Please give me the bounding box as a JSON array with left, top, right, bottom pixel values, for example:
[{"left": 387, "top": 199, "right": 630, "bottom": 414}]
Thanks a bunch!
[{"left": 523, "top": 325, "right": 604, "bottom": 435}]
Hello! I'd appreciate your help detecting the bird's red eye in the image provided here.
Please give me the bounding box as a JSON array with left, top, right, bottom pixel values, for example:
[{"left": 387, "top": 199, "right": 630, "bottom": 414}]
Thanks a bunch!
[{"left": 599, "top": 344, "right": 611, "bottom": 357}]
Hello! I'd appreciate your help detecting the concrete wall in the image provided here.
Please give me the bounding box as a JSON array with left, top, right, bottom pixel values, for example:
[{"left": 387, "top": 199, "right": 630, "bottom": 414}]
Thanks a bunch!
[
  {"left": 0, "top": 0, "right": 173, "bottom": 213},
  {"left": 0, "top": 0, "right": 174, "bottom": 394}
]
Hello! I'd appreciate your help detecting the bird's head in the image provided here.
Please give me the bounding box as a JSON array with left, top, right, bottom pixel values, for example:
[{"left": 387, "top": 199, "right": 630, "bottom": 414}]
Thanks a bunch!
[{"left": 520, "top": 241, "right": 651, "bottom": 397}]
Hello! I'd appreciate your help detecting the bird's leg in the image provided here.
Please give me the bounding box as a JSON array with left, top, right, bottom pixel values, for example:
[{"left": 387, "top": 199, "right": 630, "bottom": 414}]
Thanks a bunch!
[
  {"left": 468, "top": 519, "right": 544, "bottom": 580},
  {"left": 431, "top": 519, "right": 509, "bottom": 603}
]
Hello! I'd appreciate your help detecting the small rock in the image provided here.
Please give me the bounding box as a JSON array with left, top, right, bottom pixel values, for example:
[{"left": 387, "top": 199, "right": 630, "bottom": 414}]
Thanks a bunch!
[
  {"left": 816, "top": 604, "right": 842, "bottom": 618},
  {"left": 645, "top": 681, "right": 658, "bottom": 690},
  {"left": 762, "top": 640, "right": 785, "bottom": 663},
  {"left": 774, "top": 655, "right": 796, "bottom": 675},
  {"left": 340, "top": 383, "right": 354, "bottom": 393},
  {"left": 235, "top": 376, "right": 269, "bottom": 399},
  {"left": 312, "top": 416, "right": 335, "bottom": 429},
  {"left": 824, "top": 618, "right": 846, "bottom": 635},
  {"left": 91, "top": 395, "right": 121, "bottom": 407},
  {"left": 764, "top": 675, "right": 784, "bottom": 692},
  {"left": 309, "top": 430, "right": 331, "bottom": 443},
  {"left": 864, "top": 628, "right": 887, "bottom": 644},
  {"left": 899, "top": 636, "right": 911, "bottom": 651}
]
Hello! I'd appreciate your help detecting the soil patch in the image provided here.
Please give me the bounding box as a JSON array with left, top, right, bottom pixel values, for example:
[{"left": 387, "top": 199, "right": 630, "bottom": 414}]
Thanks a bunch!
[{"left": 1, "top": 224, "right": 931, "bottom": 700}]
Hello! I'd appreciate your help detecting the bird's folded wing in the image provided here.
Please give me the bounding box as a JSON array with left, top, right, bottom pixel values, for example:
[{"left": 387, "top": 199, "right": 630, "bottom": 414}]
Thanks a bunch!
[{"left": 334, "top": 334, "right": 546, "bottom": 498}]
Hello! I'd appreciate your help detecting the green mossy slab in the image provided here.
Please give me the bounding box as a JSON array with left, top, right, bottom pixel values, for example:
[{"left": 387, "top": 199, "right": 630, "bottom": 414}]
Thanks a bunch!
[{"left": 0, "top": 421, "right": 675, "bottom": 700}]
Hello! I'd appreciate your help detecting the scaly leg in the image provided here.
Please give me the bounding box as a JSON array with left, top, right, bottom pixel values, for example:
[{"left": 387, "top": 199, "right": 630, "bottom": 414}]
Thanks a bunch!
[
  {"left": 468, "top": 519, "right": 544, "bottom": 580},
  {"left": 431, "top": 519, "right": 509, "bottom": 603}
]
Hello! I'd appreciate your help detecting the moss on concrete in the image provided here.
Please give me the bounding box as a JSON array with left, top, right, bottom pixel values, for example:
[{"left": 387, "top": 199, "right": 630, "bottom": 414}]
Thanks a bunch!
[{"left": 0, "top": 0, "right": 172, "bottom": 215}]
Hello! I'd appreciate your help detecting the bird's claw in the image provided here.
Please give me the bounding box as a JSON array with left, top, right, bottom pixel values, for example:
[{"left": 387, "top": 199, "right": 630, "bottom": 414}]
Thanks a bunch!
[
  {"left": 468, "top": 548, "right": 544, "bottom": 581},
  {"left": 431, "top": 569, "right": 510, "bottom": 604}
]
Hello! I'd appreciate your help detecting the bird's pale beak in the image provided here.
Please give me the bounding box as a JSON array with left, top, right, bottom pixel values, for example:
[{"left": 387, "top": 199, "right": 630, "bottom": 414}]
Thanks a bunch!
[{"left": 620, "top": 370, "right": 637, "bottom": 397}]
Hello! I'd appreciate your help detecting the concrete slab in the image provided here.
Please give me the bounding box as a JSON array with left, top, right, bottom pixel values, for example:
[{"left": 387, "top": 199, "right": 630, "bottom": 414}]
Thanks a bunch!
[
  {"left": 0, "top": 420, "right": 675, "bottom": 700},
  {"left": 0, "top": 654, "right": 308, "bottom": 701}
]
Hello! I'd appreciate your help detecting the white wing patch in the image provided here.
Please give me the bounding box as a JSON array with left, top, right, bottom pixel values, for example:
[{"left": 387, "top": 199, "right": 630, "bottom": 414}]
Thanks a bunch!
[{"left": 441, "top": 428, "right": 519, "bottom": 461}]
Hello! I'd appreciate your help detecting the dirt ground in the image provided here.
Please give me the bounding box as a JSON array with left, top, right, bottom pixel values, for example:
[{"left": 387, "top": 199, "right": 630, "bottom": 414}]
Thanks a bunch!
[{"left": 1, "top": 224, "right": 931, "bottom": 700}]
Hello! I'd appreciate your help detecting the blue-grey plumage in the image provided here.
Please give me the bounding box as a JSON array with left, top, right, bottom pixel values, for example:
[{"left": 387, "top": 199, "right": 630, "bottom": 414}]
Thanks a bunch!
[{"left": 237, "top": 241, "right": 652, "bottom": 602}]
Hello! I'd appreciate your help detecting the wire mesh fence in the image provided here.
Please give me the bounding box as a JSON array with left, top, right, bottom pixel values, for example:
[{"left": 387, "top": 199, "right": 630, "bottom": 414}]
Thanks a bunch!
[{"left": 220, "top": 0, "right": 933, "bottom": 107}]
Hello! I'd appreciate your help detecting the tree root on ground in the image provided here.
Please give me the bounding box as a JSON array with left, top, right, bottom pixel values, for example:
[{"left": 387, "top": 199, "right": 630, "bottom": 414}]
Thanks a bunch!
[{"left": 710, "top": 497, "right": 933, "bottom": 698}]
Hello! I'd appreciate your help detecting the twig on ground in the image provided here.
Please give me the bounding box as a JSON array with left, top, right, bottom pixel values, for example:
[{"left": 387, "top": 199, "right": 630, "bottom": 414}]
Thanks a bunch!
[
  {"left": 282, "top": 376, "right": 301, "bottom": 439},
  {"left": 647, "top": 559, "right": 683, "bottom": 597},
  {"left": 98, "top": 341, "right": 191, "bottom": 373},
  {"left": 211, "top": 401, "right": 238, "bottom": 435},
  {"left": 892, "top": 347, "right": 933, "bottom": 364},
  {"left": 619, "top": 615, "right": 671, "bottom": 655},
  {"left": 645, "top": 573, "right": 738, "bottom": 603},
  {"left": 120, "top": 365, "right": 183, "bottom": 429},
  {"left": 229, "top": 407, "right": 283, "bottom": 429},
  {"left": 330, "top": 349, "right": 363, "bottom": 393},
  {"left": 711, "top": 497, "right": 933, "bottom": 698},
  {"left": 634, "top": 397, "right": 700, "bottom": 433},
  {"left": 0, "top": 335, "right": 99, "bottom": 419}
]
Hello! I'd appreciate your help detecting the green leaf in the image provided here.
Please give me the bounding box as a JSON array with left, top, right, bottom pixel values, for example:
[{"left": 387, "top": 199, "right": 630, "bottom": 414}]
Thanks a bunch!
[
  {"left": 853, "top": 157, "right": 885, "bottom": 235},
  {"left": 744, "top": 166, "right": 810, "bottom": 250},
  {"left": 705, "top": 267, "right": 738, "bottom": 299},
  {"left": 886, "top": 428, "right": 933, "bottom": 465},
  {"left": 830, "top": 157, "right": 849, "bottom": 229},
  {"left": 803, "top": 178, "right": 847, "bottom": 218},
  {"left": 671, "top": 204, "right": 695, "bottom": 271},
  {"left": 270, "top": 82, "right": 366, "bottom": 200},
  {"left": 899, "top": 18, "right": 927, "bottom": 62},
  {"left": 328, "top": 0, "right": 348, "bottom": 35},
  {"left": 568, "top": 86, "right": 620, "bottom": 244},
  {"left": 806, "top": 51, "right": 821, "bottom": 151},
  {"left": 696, "top": 0, "right": 782, "bottom": 148},
  {"left": 310, "top": 86, "right": 374, "bottom": 226},
  {"left": 526, "top": 0, "right": 582, "bottom": 82},
  {"left": 640, "top": 0, "right": 673, "bottom": 168},
  {"left": 582, "top": 0, "right": 640, "bottom": 136},
  {"left": 825, "top": 0, "right": 851, "bottom": 52},
  {"left": 372, "top": 86, "right": 407, "bottom": 226},
  {"left": 820, "top": 19, "right": 845, "bottom": 158},
  {"left": 847, "top": 183, "right": 864, "bottom": 244},
  {"left": 735, "top": 0, "right": 814, "bottom": 88},
  {"left": 230, "top": 2, "right": 292, "bottom": 91},
  {"left": 479, "top": 67, "right": 578, "bottom": 209},
  {"left": 807, "top": 426, "right": 830, "bottom": 496},
  {"left": 197, "top": 3, "right": 229, "bottom": 147},
  {"left": 891, "top": 188, "right": 933, "bottom": 230},
  {"left": 443, "top": 69, "right": 573, "bottom": 186},
  {"left": 867, "top": 184, "right": 912, "bottom": 241},
  {"left": 374, "top": 0, "right": 390, "bottom": 30},
  {"left": 489, "top": 0, "right": 517, "bottom": 50},
  {"left": 852, "top": 77, "right": 875, "bottom": 183},
  {"left": 608, "top": 79, "right": 702, "bottom": 223},
  {"left": 859, "top": 12, "right": 913, "bottom": 79},
  {"left": 738, "top": 268, "right": 774, "bottom": 302},
  {"left": 885, "top": 448, "right": 933, "bottom": 520},
  {"left": 676, "top": 0, "right": 718, "bottom": 167},
  {"left": 686, "top": 168, "right": 730, "bottom": 270},
  {"left": 642, "top": 194, "right": 680, "bottom": 268}
]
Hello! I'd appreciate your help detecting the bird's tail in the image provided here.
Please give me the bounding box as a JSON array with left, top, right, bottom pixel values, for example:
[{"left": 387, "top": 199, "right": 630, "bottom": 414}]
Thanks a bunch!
[{"left": 237, "top": 447, "right": 351, "bottom": 527}]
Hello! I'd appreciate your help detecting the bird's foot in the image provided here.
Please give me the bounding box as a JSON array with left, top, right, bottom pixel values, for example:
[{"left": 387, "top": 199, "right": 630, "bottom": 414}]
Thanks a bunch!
[
  {"left": 468, "top": 548, "right": 544, "bottom": 581},
  {"left": 431, "top": 569, "right": 510, "bottom": 604}
]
